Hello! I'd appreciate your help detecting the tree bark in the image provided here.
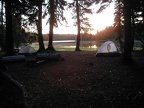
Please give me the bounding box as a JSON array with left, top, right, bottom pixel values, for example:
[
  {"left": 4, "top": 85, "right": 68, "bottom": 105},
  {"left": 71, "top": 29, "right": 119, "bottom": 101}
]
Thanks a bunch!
[
  {"left": 142, "top": 0, "right": 144, "bottom": 35},
  {"left": 117, "top": 0, "right": 123, "bottom": 50},
  {"left": 47, "top": 0, "right": 55, "bottom": 51},
  {"left": 37, "top": 3, "right": 45, "bottom": 52},
  {"left": 5, "top": 0, "right": 14, "bottom": 55},
  {"left": 1, "top": 0, "right": 6, "bottom": 51}
]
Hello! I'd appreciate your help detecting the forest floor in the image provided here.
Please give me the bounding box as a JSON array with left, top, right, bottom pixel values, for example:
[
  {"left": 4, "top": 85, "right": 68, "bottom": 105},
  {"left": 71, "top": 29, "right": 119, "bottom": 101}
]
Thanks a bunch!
[{"left": 2, "top": 50, "right": 144, "bottom": 108}]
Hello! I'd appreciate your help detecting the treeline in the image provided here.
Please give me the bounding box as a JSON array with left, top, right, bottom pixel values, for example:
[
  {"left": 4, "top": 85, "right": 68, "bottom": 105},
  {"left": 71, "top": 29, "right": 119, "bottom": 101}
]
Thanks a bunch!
[
  {"left": 42, "top": 34, "right": 76, "bottom": 41},
  {"left": 95, "top": 26, "right": 117, "bottom": 40},
  {"left": 42, "top": 26, "right": 117, "bottom": 41},
  {"left": 83, "top": 26, "right": 117, "bottom": 41}
]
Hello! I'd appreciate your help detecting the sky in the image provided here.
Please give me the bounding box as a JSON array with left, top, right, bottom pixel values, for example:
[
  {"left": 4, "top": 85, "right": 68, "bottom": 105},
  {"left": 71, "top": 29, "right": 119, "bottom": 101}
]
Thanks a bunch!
[{"left": 42, "top": 1, "right": 115, "bottom": 35}]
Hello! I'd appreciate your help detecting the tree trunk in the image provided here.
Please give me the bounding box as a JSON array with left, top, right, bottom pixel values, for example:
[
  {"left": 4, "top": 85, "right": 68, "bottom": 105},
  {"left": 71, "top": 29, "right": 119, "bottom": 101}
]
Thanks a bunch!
[
  {"left": 131, "top": 9, "right": 135, "bottom": 50},
  {"left": 1, "top": 0, "right": 6, "bottom": 51},
  {"left": 5, "top": 0, "right": 14, "bottom": 55},
  {"left": 75, "top": 0, "right": 81, "bottom": 51},
  {"left": 37, "top": 3, "right": 45, "bottom": 53},
  {"left": 123, "top": 0, "right": 133, "bottom": 63},
  {"left": 117, "top": 0, "right": 123, "bottom": 50},
  {"left": 47, "top": 0, "right": 55, "bottom": 51},
  {"left": 142, "top": 0, "right": 144, "bottom": 35}
]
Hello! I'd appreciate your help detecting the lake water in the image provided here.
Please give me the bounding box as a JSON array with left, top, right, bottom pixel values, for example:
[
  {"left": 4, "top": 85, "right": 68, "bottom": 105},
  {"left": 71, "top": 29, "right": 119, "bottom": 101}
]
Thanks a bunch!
[{"left": 31, "top": 40, "right": 100, "bottom": 50}]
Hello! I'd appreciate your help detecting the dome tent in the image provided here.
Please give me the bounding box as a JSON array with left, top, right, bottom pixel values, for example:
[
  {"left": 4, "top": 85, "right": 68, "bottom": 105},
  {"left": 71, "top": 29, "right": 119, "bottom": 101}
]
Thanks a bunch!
[
  {"left": 95, "top": 41, "right": 122, "bottom": 57},
  {"left": 19, "top": 45, "right": 36, "bottom": 54}
]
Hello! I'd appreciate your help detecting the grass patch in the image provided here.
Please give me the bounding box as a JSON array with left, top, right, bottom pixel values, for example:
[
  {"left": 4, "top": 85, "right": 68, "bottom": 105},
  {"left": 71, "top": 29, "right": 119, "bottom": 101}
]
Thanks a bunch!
[
  {"left": 133, "top": 47, "right": 143, "bottom": 51},
  {"left": 55, "top": 46, "right": 98, "bottom": 51},
  {"left": 26, "top": 46, "right": 97, "bottom": 52},
  {"left": 80, "top": 47, "right": 98, "bottom": 51},
  {"left": 55, "top": 47, "right": 75, "bottom": 51}
]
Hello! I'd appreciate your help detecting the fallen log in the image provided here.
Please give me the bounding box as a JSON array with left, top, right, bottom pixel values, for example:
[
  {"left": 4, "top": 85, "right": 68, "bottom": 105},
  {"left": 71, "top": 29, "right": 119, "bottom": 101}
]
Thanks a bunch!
[{"left": 1, "top": 55, "right": 26, "bottom": 63}]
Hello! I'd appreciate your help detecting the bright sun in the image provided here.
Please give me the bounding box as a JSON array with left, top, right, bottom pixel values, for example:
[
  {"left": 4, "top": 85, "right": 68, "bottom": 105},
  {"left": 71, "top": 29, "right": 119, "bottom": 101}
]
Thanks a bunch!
[{"left": 42, "top": 3, "right": 115, "bottom": 35}]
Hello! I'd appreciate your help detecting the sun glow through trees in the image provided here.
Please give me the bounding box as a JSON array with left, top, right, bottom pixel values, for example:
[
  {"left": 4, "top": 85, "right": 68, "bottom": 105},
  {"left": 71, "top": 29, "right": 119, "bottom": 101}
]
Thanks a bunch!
[{"left": 42, "top": 2, "right": 115, "bottom": 35}]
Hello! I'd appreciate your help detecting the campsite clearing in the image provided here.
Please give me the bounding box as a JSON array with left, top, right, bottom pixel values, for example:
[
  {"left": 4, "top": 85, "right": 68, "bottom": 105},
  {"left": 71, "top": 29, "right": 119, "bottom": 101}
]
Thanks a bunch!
[{"left": 4, "top": 51, "right": 144, "bottom": 108}]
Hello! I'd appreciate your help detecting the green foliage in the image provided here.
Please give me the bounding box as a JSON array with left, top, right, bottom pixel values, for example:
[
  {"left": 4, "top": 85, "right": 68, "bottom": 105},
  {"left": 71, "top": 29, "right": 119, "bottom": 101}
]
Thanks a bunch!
[
  {"left": 113, "top": 0, "right": 144, "bottom": 52},
  {"left": 12, "top": 15, "right": 37, "bottom": 47},
  {"left": 12, "top": 16, "right": 22, "bottom": 48},
  {"left": 22, "top": 32, "right": 37, "bottom": 45}
]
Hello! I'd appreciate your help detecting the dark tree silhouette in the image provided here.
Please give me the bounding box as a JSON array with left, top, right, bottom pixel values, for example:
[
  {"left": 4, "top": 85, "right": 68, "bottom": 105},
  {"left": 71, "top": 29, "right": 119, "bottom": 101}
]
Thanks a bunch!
[
  {"left": 123, "top": 0, "right": 133, "bottom": 63},
  {"left": 5, "top": 0, "right": 14, "bottom": 56},
  {"left": 75, "top": 0, "right": 81, "bottom": 51},
  {"left": 0, "top": 0, "right": 5, "bottom": 51},
  {"left": 37, "top": 1, "right": 45, "bottom": 52},
  {"left": 68, "top": 0, "right": 93, "bottom": 51},
  {"left": 47, "top": 0, "right": 55, "bottom": 51},
  {"left": 114, "top": 0, "right": 124, "bottom": 49},
  {"left": 43, "top": 0, "right": 67, "bottom": 52},
  {"left": 22, "top": 0, "right": 45, "bottom": 52}
]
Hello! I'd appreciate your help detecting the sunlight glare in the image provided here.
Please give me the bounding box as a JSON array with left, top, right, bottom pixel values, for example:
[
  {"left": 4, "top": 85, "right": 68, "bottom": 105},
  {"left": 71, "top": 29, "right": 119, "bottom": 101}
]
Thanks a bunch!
[
  {"left": 42, "top": 2, "right": 115, "bottom": 34},
  {"left": 89, "top": 45, "right": 97, "bottom": 49}
]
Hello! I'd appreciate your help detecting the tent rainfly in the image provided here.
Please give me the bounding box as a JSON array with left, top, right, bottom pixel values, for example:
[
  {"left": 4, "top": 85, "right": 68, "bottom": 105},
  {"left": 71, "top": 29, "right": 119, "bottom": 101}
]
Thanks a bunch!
[{"left": 95, "top": 41, "right": 122, "bottom": 57}]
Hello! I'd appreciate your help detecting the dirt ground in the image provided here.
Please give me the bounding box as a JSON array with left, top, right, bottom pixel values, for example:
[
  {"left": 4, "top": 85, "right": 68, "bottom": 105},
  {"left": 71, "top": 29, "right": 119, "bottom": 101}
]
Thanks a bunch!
[{"left": 2, "top": 51, "right": 144, "bottom": 108}]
